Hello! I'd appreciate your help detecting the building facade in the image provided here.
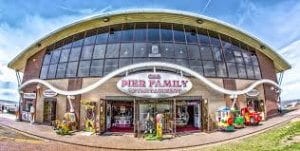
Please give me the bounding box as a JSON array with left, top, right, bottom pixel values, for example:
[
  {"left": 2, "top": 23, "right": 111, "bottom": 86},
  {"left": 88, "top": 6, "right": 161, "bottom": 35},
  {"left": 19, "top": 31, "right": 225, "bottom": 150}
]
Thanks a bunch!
[{"left": 8, "top": 10, "right": 290, "bottom": 134}]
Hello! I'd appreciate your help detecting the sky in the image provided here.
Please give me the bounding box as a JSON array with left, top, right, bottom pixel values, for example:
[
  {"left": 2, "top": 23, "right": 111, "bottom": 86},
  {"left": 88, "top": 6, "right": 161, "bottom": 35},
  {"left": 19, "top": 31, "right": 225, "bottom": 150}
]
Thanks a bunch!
[{"left": 0, "top": 0, "right": 299, "bottom": 101}]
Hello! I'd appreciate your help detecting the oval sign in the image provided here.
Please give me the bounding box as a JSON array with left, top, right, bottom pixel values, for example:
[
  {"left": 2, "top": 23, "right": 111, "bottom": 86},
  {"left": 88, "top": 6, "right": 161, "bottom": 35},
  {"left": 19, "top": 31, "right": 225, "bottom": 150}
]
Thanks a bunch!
[
  {"left": 43, "top": 89, "right": 57, "bottom": 98},
  {"left": 117, "top": 72, "right": 192, "bottom": 98}
]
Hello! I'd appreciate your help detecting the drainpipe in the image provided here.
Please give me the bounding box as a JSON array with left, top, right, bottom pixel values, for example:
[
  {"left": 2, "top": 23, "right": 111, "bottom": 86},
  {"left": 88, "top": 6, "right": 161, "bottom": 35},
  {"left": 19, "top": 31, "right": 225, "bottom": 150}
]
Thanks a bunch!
[{"left": 15, "top": 70, "right": 22, "bottom": 121}]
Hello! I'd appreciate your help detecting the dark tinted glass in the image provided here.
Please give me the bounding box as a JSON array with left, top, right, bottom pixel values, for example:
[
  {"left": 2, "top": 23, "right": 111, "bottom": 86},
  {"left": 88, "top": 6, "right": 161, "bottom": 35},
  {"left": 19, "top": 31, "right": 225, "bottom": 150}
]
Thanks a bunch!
[
  {"left": 134, "top": 23, "right": 147, "bottom": 42},
  {"left": 216, "top": 62, "right": 227, "bottom": 77},
  {"left": 253, "top": 65, "right": 261, "bottom": 79},
  {"left": 198, "top": 29, "right": 210, "bottom": 46},
  {"left": 105, "top": 44, "right": 120, "bottom": 58},
  {"left": 173, "top": 24, "right": 185, "bottom": 43},
  {"left": 121, "top": 24, "right": 134, "bottom": 42},
  {"left": 189, "top": 60, "right": 203, "bottom": 74},
  {"left": 93, "top": 44, "right": 106, "bottom": 59},
  {"left": 161, "top": 24, "right": 173, "bottom": 42},
  {"left": 84, "top": 35, "right": 96, "bottom": 45},
  {"left": 56, "top": 63, "right": 67, "bottom": 78},
  {"left": 43, "top": 53, "right": 51, "bottom": 65},
  {"left": 90, "top": 60, "right": 103, "bottom": 76},
  {"left": 224, "top": 49, "right": 235, "bottom": 62},
  {"left": 108, "top": 25, "right": 122, "bottom": 43},
  {"left": 96, "top": 27, "right": 109, "bottom": 44},
  {"left": 148, "top": 23, "right": 160, "bottom": 42},
  {"left": 212, "top": 47, "right": 223, "bottom": 61},
  {"left": 246, "top": 65, "right": 255, "bottom": 79},
  {"left": 185, "top": 26, "right": 198, "bottom": 44},
  {"left": 237, "top": 63, "right": 247, "bottom": 78},
  {"left": 120, "top": 43, "right": 133, "bottom": 58},
  {"left": 208, "top": 31, "right": 221, "bottom": 47},
  {"left": 227, "top": 62, "right": 238, "bottom": 78},
  {"left": 119, "top": 58, "right": 132, "bottom": 67}
]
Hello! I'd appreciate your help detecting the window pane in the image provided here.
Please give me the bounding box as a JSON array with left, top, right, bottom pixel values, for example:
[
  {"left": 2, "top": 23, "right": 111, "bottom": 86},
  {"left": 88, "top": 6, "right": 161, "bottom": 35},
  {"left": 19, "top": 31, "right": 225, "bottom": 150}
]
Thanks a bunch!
[
  {"left": 47, "top": 64, "right": 57, "bottom": 79},
  {"left": 161, "top": 24, "right": 173, "bottom": 42},
  {"left": 173, "top": 25, "right": 185, "bottom": 43},
  {"left": 134, "top": 43, "right": 148, "bottom": 57},
  {"left": 69, "top": 47, "right": 81, "bottom": 62},
  {"left": 40, "top": 65, "right": 49, "bottom": 79},
  {"left": 175, "top": 59, "right": 188, "bottom": 67},
  {"left": 106, "top": 43, "right": 120, "bottom": 58},
  {"left": 43, "top": 53, "right": 51, "bottom": 65},
  {"left": 185, "top": 26, "right": 197, "bottom": 44},
  {"left": 104, "top": 59, "right": 118, "bottom": 75},
  {"left": 56, "top": 63, "right": 67, "bottom": 78},
  {"left": 224, "top": 49, "right": 235, "bottom": 62},
  {"left": 72, "top": 39, "right": 83, "bottom": 48},
  {"left": 160, "top": 43, "right": 175, "bottom": 58},
  {"left": 93, "top": 44, "right": 106, "bottom": 59},
  {"left": 121, "top": 24, "right": 134, "bottom": 42},
  {"left": 188, "top": 45, "right": 201, "bottom": 59},
  {"left": 237, "top": 63, "right": 247, "bottom": 78},
  {"left": 216, "top": 62, "right": 227, "bottom": 77},
  {"left": 198, "top": 29, "right": 210, "bottom": 46},
  {"left": 84, "top": 35, "right": 96, "bottom": 45},
  {"left": 120, "top": 43, "right": 133, "bottom": 58},
  {"left": 50, "top": 50, "right": 61, "bottom": 64},
  {"left": 96, "top": 27, "right": 109, "bottom": 44},
  {"left": 148, "top": 23, "right": 160, "bottom": 42},
  {"left": 108, "top": 25, "right": 122, "bottom": 43},
  {"left": 174, "top": 44, "right": 187, "bottom": 58},
  {"left": 189, "top": 60, "right": 203, "bottom": 75},
  {"left": 81, "top": 45, "right": 94, "bottom": 60},
  {"left": 251, "top": 55, "right": 259, "bottom": 65},
  {"left": 90, "top": 60, "right": 103, "bottom": 76},
  {"left": 253, "top": 65, "right": 261, "bottom": 79},
  {"left": 66, "top": 62, "right": 78, "bottom": 77},
  {"left": 133, "top": 58, "right": 148, "bottom": 64},
  {"left": 200, "top": 46, "right": 213, "bottom": 60},
  {"left": 203, "top": 61, "right": 216, "bottom": 77},
  {"left": 227, "top": 62, "right": 238, "bottom": 78},
  {"left": 208, "top": 31, "right": 221, "bottom": 47},
  {"left": 212, "top": 47, "right": 223, "bottom": 61},
  {"left": 246, "top": 65, "right": 255, "bottom": 79},
  {"left": 134, "top": 23, "right": 147, "bottom": 42},
  {"left": 78, "top": 61, "right": 91, "bottom": 77},
  {"left": 59, "top": 48, "right": 70, "bottom": 63},
  {"left": 119, "top": 58, "right": 132, "bottom": 67}
]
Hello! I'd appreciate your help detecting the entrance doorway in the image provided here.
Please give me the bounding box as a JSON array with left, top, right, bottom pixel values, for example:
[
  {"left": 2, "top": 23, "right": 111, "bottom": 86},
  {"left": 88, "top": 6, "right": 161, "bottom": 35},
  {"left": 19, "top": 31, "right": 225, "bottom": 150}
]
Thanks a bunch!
[
  {"left": 106, "top": 101, "right": 133, "bottom": 132},
  {"left": 43, "top": 98, "right": 56, "bottom": 125},
  {"left": 176, "top": 100, "right": 201, "bottom": 132}
]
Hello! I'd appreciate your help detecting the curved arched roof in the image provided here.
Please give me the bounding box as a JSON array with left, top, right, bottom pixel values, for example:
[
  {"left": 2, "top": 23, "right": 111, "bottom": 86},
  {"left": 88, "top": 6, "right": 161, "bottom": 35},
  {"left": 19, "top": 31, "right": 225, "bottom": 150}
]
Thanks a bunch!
[{"left": 8, "top": 9, "right": 291, "bottom": 72}]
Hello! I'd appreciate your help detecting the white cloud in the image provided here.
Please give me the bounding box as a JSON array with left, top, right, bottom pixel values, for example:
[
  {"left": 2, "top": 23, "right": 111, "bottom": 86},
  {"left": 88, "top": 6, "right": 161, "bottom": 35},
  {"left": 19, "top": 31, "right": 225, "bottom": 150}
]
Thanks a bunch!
[{"left": 279, "top": 40, "right": 300, "bottom": 100}]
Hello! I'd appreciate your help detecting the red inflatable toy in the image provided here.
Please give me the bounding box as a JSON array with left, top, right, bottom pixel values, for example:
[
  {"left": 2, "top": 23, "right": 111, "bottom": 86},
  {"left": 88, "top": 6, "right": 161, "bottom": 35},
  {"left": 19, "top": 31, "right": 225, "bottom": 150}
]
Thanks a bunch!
[{"left": 240, "top": 107, "right": 262, "bottom": 125}]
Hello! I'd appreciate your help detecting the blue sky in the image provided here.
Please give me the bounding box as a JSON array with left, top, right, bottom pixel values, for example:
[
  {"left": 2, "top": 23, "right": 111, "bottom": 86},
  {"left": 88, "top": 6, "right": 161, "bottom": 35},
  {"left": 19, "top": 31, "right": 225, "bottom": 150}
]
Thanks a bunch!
[{"left": 0, "top": 0, "right": 299, "bottom": 100}]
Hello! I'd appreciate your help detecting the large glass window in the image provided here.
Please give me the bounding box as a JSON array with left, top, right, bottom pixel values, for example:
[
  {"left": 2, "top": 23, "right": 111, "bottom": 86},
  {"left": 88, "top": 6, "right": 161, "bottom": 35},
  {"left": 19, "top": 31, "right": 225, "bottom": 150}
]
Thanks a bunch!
[
  {"left": 69, "top": 47, "right": 81, "bottom": 62},
  {"left": 96, "top": 27, "right": 109, "bottom": 44},
  {"left": 59, "top": 48, "right": 70, "bottom": 63},
  {"left": 237, "top": 63, "right": 247, "bottom": 79},
  {"left": 161, "top": 24, "right": 173, "bottom": 42},
  {"left": 47, "top": 64, "right": 57, "bottom": 79},
  {"left": 148, "top": 23, "right": 160, "bottom": 42},
  {"left": 104, "top": 59, "right": 118, "bottom": 75},
  {"left": 185, "top": 26, "right": 198, "bottom": 44},
  {"left": 66, "top": 62, "right": 78, "bottom": 77},
  {"left": 90, "top": 60, "right": 103, "bottom": 76},
  {"left": 134, "top": 43, "right": 148, "bottom": 57},
  {"left": 203, "top": 61, "right": 216, "bottom": 77},
  {"left": 200, "top": 46, "right": 213, "bottom": 60},
  {"left": 216, "top": 62, "right": 227, "bottom": 77},
  {"left": 50, "top": 50, "right": 61, "bottom": 64},
  {"left": 188, "top": 45, "right": 201, "bottom": 59},
  {"left": 189, "top": 60, "right": 203, "bottom": 74},
  {"left": 81, "top": 45, "right": 94, "bottom": 60},
  {"left": 212, "top": 47, "right": 223, "bottom": 61},
  {"left": 105, "top": 44, "right": 119, "bottom": 58},
  {"left": 174, "top": 44, "right": 187, "bottom": 58},
  {"left": 84, "top": 35, "right": 96, "bottom": 45},
  {"left": 108, "top": 25, "right": 122, "bottom": 43},
  {"left": 173, "top": 24, "right": 185, "bottom": 43},
  {"left": 43, "top": 53, "right": 51, "bottom": 65},
  {"left": 198, "top": 29, "right": 210, "bottom": 46},
  {"left": 134, "top": 23, "right": 147, "bottom": 42},
  {"left": 119, "top": 58, "right": 132, "bottom": 68},
  {"left": 40, "top": 65, "right": 49, "bottom": 79},
  {"left": 78, "top": 61, "right": 91, "bottom": 77},
  {"left": 56, "top": 63, "right": 67, "bottom": 78},
  {"left": 121, "top": 24, "right": 134, "bottom": 42},
  {"left": 120, "top": 43, "right": 133, "bottom": 58},
  {"left": 227, "top": 62, "right": 238, "bottom": 78},
  {"left": 93, "top": 44, "right": 106, "bottom": 59},
  {"left": 160, "top": 43, "right": 174, "bottom": 58}
]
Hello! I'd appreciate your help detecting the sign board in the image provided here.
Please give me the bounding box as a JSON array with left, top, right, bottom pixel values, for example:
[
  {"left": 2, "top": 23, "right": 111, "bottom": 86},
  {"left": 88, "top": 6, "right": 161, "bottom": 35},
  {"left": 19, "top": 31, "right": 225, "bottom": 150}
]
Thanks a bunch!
[
  {"left": 43, "top": 89, "right": 57, "bottom": 98},
  {"left": 117, "top": 72, "right": 192, "bottom": 98},
  {"left": 23, "top": 93, "right": 36, "bottom": 99},
  {"left": 246, "top": 89, "right": 260, "bottom": 97}
]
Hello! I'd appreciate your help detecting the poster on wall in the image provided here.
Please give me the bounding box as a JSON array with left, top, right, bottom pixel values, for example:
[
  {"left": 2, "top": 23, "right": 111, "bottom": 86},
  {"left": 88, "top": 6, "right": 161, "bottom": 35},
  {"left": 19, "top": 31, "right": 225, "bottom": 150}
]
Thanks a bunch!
[
  {"left": 23, "top": 93, "right": 36, "bottom": 99},
  {"left": 117, "top": 72, "right": 192, "bottom": 98}
]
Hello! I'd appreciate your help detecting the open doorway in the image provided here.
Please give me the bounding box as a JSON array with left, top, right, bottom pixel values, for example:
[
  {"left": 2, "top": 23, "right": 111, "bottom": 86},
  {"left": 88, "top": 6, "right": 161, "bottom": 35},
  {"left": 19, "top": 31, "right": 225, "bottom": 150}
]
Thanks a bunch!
[{"left": 176, "top": 100, "right": 201, "bottom": 132}]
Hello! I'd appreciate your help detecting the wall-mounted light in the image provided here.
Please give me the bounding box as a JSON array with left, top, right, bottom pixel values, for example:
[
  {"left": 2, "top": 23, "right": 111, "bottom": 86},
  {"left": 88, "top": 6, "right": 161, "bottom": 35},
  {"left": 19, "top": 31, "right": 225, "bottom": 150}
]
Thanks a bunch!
[
  {"left": 196, "top": 19, "right": 204, "bottom": 24},
  {"left": 103, "top": 17, "right": 110, "bottom": 22}
]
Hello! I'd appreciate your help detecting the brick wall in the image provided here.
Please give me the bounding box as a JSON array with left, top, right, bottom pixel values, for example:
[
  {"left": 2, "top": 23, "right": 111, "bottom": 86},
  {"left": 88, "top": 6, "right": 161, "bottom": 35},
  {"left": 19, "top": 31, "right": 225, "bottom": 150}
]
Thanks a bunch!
[
  {"left": 223, "top": 79, "right": 236, "bottom": 107},
  {"left": 256, "top": 51, "right": 279, "bottom": 118}
]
